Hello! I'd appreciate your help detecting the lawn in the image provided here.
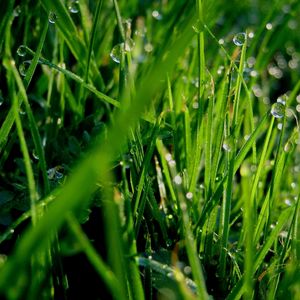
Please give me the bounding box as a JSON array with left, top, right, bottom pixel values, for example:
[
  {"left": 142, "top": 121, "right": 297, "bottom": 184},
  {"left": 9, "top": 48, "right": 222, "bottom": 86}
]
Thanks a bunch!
[{"left": 0, "top": 0, "right": 300, "bottom": 299}]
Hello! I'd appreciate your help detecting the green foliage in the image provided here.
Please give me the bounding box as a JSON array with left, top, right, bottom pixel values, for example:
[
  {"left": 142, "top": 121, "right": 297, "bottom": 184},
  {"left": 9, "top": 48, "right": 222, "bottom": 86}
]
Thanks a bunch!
[{"left": 0, "top": 0, "right": 300, "bottom": 299}]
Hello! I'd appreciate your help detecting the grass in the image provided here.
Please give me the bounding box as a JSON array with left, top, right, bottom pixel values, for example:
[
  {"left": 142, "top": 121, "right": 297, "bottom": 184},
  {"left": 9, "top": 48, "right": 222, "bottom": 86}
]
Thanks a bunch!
[{"left": 0, "top": 0, "right": 300, "bottom": 299}]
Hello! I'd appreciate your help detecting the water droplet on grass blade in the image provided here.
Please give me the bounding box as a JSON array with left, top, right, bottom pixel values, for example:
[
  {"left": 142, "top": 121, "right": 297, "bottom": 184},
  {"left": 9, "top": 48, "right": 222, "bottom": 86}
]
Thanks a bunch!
[
  {"left": 13, "top": 6, "right": 21, "bottom": 17},
  {"left": 173, "top": 174, "right": 182, "bottom": 185},
  {"left": 144, "top": 43, "right": 153, "bottom": 53},
  {"left": 55, "top": 171, "right": 64, "bottom": 180},
  {"left": 222, "top": 136, "right": 234, "bottom": 152},
  {"left": 49, "top": 11, "right": 58, "bottom": 24},
  {"left": 152, "top": 10, "right": 162, "bottom": 20},
  {"left": 192, "top": 19, "right": 204, "bottom": 33},
  {"left": 166, "top": 239, "right": 172, "bottom": 248},
  {"left": 285, "top": 199, "right": 292, "bottom": 206},
  {"left": 17, "top": 45, "right": 26, "bottom": 57},
  {"left": 32, "top": 150, "right": 39, "bottom": 160},
  {"left": 284, "top": 141, "right": 293, "bottom": 153},
  {"left": 19, "top": 60, "right": 31, "bottom": 76},
  {"left": 233, "top": 32, "right": 246, "bottom": 46},
  {"left": 68, "top": 0, "right": 79, "bottom": 13},
  {"left": 186, "top": 192, "right": 193, "bottom": 200},
  {"left": 110, "top": 44, "right": 122, "bottom": 63},
  {"left": 266, "top": 23, "right": 273, "bottom": 30},
  {"left": 271, "top": 102, "right": 285, "bottom": 118}
]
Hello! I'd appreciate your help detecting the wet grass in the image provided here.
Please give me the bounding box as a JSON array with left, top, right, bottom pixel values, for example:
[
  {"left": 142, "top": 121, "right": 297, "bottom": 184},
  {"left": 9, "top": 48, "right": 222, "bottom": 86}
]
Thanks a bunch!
[{"left": 0, "top": 0, "right": 300, "bottom": 299}]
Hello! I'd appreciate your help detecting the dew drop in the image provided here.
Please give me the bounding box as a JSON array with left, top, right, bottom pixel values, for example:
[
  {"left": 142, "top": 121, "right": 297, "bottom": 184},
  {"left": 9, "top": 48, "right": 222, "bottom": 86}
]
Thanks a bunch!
[
  {"left": 266, "top": 23, "right": 273, "bottom": 30},
  {"left": 284, "top": 141, "right": 293, "bottom": 153},
  {"left": 166, "top": 239, "right": 172, "bottom": 248},
  {"left": 271, "top": 102, "right": 285, "bottom": 118},
  {"left": 186, "top": 192, "right": 193, "bottom": 200},
  {"left": 55, "top": 171, "right": 64, "bottom": 180},
  {"left": 192, "top": 19, "right": 204, "bottom": 33},
  {"left": 284, "top": 199, "right": 292, "bottom": 206},
  {"left": 215, "top": 174, "right": 222, "bottom": 182},
  {"left": 17, "top": 45, "right": 26, "bottom": 57},
  {"left": 192, "top": 102, "right": 199, "bottom": 109},
  {"left": 277, "top": 123, "right": 283, "bottom": 130},
  {"left": 165, "top": 153, "right": 172, "bottom": 162},
  {"left": 183, "top": 266, "right": 192, "bottom": 275},
  {"left": 248, "top": 32, "right": 255, "bottom": 39},
  {"left": 174, "top": 174, "right": 182, "bottom": 185},
  {"left": 277, "top": 96, "right": 286, "bottom": 105},
  {"left": 222, "top": 136, "right": 234, "bottom": 152},
  {"left": 47, "top": 168, "right": 56, "bottom": 179},
  {"left": 13, "top": 6, "right": 21, "bottom": 17},
  {"left": 68, "top": 0, "right": 79, "bottom": 14},
  {"left": 168, "top": 160, "right": 176, "bottom": 167},
  {"left": 233, "top": 32, "right": 246, "bottom": 46},
  {"left": 152, "top": 10, "right": 162, "bottom": 20},
  {"left": 144, "top": 43, "right": 153, "bottom": 53},
  {"left": 19, "top": 61, "right": 31, "bottom": 76},
  {"left": 110, "top": 44, "right": 123, "bottom": 63},
  {"left": 32, "top": 150, "right": 39, "bottom": 160},
  {"left": 217, "top": 65, "right": 225, "bottom": 75},
  {"left": 19, "top": 108, "right": 26, "bottom": 115},
  {"left": 49, "top": 11, "right": 58, "bottom": 24}
]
